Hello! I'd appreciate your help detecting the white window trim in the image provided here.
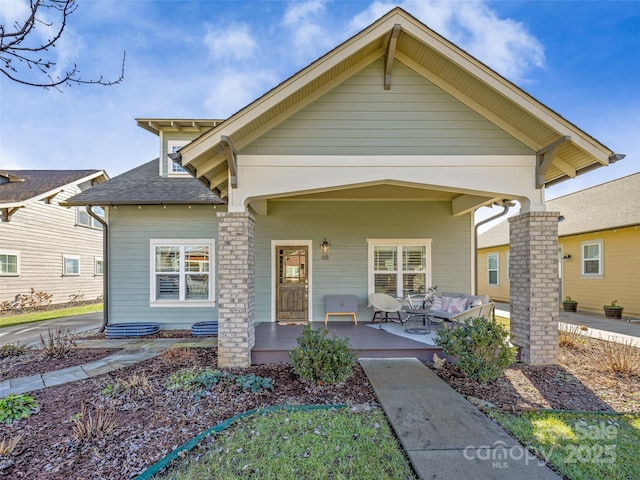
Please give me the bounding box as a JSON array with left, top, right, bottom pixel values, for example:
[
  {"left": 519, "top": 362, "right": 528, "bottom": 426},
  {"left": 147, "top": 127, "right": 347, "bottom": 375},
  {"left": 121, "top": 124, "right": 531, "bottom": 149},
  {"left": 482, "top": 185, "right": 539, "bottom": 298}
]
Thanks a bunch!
[
  {"left": 63, "top": 255, "right": 80, "bottom": 276},
  {"left": 367, "top": 239, "right": 432, "bottom": 297},
  {"left": 0, "top": 250, "right": 20, "bottom": 276},
  {"left": 149, "top": 239, "right": 215, "bottom": 307},
  {"left": 95, "top": 257, "right": 104, "bottom": 276},
  {"left": 76, "top": 206, "right": 104, "bottom": 229},
  {"left": 506, "top": 250, "right": 510, "bottom": 282},
  {"left": 487, "top": 252, "right": 499, "bottom": 286},
  {"left": 167, "top": 141, "right": 190, "bottom": 177},
  {"left": 581, "top": 239, "right": 603, "bottom": 278}
]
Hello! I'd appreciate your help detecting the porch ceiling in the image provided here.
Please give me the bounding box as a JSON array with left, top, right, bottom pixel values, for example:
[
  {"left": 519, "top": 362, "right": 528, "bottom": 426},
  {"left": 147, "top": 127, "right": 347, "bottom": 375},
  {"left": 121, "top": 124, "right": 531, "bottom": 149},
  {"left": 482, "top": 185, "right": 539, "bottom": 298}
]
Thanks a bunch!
[{"left": 176, "top": 8, "right": 620, "bottom": 200}]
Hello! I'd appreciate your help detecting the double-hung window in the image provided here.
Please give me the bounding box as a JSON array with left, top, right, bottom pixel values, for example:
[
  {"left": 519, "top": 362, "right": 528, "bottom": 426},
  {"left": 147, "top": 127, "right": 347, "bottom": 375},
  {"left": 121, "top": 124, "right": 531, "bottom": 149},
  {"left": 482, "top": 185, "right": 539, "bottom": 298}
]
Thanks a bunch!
[
  {"left": 487, "top": 253, "right": 499, "bottom": 286},
  {"left": 150, "top": 239, "right": 215, "bottom": 306},
  {"left": 368, "top": 239, "right": 432, "bottom": 297},
  {"left": 0, "top": 250, "right": 20, "bottom": 276},
  {"left": 581, "top": 240, "right": 603, "bottom": 276}
]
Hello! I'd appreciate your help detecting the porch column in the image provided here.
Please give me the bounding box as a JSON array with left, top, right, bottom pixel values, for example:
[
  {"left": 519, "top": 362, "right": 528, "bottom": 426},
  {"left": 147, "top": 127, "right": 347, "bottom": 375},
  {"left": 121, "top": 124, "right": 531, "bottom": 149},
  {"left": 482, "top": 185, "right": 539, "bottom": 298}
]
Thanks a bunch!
[
  {"left": 508, "top": 211, "right": 560, "bottom": 365},
  {"left": 217, "top": 211, "right": 256, "bottom": 368}
]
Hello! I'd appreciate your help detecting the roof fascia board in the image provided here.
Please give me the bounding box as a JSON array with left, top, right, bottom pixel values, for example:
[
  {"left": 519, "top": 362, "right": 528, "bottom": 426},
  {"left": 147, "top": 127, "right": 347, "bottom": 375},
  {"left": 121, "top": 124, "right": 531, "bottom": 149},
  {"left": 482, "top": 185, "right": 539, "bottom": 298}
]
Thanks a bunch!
[
  {"left": 32, "top": 171, "right": 107, "bottom": 204},
  {"left": 397, "top": 18, "right": 613, "bottom": 162}
]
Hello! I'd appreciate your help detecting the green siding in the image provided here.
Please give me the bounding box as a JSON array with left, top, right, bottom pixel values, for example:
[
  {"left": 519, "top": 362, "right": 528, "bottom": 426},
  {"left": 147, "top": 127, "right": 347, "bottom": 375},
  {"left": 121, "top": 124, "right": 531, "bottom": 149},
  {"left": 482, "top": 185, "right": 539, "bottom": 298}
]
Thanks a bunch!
[
  {"left": 108, "top": 205, "right": 219, "bottom": 328},
  {"left": 254, "top": 200, "right": 472, "bottom": 323},
  {"left": 241, "top": 59, "right": 532, "bottom": 156},
  {"left": 109, "top": 201, "right": 472, "bottom": 327}
]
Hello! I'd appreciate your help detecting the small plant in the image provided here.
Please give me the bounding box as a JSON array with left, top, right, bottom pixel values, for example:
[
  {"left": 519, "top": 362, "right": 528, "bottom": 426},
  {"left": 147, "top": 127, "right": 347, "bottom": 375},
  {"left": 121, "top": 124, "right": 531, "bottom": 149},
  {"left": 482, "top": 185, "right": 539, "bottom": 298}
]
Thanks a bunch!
[
  {"left": 161, "top": 347, "right": 196, "bottom": 364},
  {"left": 0, "top": 394, "right": 39, "bottom": 424},
  {"left": 72, "top": 401, "right": 117, "bottom": 440},
  {"left": 0, "top": 288, "right": 52, "bottom": 313},
  {"left": 595, "top": 337, "right": 640, "bottom": 376},
  {"left": 0, "top": 435, "right": 22, "bottom": 455},
  {"left": 562, "top": 296, "right": 578, "bottom": 312},
  {"left": 0, "top": 343, "right": 27, "bottom": 358},
  {"left": 234, "top": 374, "right": 275, "bottom": 393},
  {"left": 39, "top": 328, "right": 77, "bottom": 358},
  {"left": 434, "top": 317, "right": 516, "bottom": 383},
  {"left": 164, "top": 367, "right": 203, "bottom": 391},
  {"left": 558, "top": 324, "right": 589, "bottom": 349},
  {"left": 116, "top": 372, "right": 155, "bottom": 398},
  {"left": 603, "top": 300, "right": 624, "bottom": 319},
  {"left": 289, "top": 325, "right": 357, "bottom": 385}
]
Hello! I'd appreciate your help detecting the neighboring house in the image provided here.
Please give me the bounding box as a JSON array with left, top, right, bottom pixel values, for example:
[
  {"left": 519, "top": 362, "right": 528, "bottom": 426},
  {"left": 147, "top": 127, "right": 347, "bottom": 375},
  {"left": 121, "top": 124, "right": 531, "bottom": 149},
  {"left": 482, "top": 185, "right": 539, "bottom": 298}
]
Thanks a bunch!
[
  {"left": 65, "top": 8, "right": 623, "bottom": 368},
  {"left": 478, "top": 173, "right": 640, "bottom": 318},
  {"left": 0, "top": 169, "right": 108, "bottom": 307}
]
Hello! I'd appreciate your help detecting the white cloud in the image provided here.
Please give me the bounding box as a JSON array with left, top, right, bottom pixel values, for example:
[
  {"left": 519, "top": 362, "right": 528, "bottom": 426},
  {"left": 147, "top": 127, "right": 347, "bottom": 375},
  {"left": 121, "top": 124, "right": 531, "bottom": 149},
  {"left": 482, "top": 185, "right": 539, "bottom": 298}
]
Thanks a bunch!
[
  {"left": 203, "top": 69, "right": 280, "bottom": 118},
  {"left": 281, "top": 0, "right": 336, "bottom": 64},
  {"left": 350, "top": 0, "right": 545, "bottom": 82},
  {"left": 204, "top": 23, "right": 257, "bottom": 61}
]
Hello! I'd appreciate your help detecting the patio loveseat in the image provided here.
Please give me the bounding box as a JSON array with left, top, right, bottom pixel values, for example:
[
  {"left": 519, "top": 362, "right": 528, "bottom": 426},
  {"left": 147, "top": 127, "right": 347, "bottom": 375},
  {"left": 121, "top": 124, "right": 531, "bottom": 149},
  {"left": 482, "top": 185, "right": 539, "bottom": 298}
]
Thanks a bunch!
[{"left": 428, "top": 292, "right": 492, "bottom": 323}]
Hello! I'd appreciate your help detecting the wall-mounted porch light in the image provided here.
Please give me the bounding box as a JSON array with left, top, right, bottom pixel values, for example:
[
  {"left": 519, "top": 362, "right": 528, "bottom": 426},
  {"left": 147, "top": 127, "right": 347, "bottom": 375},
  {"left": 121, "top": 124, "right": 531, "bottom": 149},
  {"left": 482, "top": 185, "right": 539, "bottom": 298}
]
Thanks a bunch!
[{"left": 320, "top": 238, "right": 330, "bottom": 259}]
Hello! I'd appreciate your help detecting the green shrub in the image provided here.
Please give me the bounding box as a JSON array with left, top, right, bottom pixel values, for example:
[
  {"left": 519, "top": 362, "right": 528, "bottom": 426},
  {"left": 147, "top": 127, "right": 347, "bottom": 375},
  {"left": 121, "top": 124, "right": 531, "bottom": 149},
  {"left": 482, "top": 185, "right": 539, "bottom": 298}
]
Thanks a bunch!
[
  {"left": 0, "top": 394, "right": 38, "bottom": 424},
  {"left": 164, "top": 367, "right": 204, "bottom": 391},
  {"left": 434, "top": 317, "right": 516, "bottom": 383},
  {"left": 165, "top": 367, "right": 274, "bottom": 398},
  {"left": 0, "top": 343, "right": 27, "bottom": 358},
  {"left": 289, "top": 325, "right": 357, "bottom": 385}
]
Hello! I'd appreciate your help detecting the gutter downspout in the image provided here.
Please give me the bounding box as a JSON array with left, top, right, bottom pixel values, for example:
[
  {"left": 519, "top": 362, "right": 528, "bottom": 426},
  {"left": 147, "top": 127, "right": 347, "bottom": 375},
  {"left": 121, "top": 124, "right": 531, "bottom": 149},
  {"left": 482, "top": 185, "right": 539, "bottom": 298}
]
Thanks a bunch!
[
  {"left": 87, "top": 206, "right": 108, "bottom": 332},
  {"left": 474, "top": 200, "right": 516, "bottom": 295}
]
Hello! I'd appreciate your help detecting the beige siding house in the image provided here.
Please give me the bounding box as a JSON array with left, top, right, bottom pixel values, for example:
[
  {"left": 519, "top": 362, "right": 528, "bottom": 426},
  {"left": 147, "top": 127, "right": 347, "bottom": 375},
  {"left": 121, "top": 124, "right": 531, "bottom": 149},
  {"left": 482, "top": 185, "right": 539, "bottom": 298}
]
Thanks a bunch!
[
  {"left": 1, "top": 170, "right": 108, "bottom": 308},
  {"left": 478, "top": 173, "right": 640, "bottom": 318},
  {"left": 67, "top": 8, "right": 624, "bottom": 367}
]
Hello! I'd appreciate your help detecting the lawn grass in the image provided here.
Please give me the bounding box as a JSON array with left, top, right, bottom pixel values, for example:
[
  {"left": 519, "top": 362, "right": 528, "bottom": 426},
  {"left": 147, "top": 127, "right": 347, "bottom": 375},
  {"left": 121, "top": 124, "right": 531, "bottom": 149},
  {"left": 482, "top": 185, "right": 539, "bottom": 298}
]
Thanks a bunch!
[
  {"left": 161, "top": 408, "right": 417, "bottom": 480},
  {"left": 495, "top": 315, "right": 510, "bottom": 330},
  {"left": 488, "top": 410, "right": 640, "bottom": 480},
  {"left": 0, "top": 303, "right": 103, "bottom": 328}
]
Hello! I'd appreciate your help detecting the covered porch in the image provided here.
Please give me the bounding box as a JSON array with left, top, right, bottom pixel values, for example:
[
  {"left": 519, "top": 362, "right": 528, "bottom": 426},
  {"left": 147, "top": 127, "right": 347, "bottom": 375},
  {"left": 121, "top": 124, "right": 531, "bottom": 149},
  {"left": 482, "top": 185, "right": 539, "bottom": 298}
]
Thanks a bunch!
[{"left": 252, "top": 321, "right": 445, "bottom": 364}]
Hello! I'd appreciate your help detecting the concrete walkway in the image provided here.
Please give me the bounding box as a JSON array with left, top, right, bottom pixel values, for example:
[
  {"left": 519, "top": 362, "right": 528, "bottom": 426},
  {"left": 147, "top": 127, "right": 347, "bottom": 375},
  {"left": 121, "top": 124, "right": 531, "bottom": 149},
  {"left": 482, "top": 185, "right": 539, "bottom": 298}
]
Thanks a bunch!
[
  {"left": 360, "top": 358, "right": 561, "bottom": 480},
  {"left": 495, "top": 303, "right": 640, "bottom": 348},
  {"left": 0, "top": 337, "right": 216, "bottom": 398}
]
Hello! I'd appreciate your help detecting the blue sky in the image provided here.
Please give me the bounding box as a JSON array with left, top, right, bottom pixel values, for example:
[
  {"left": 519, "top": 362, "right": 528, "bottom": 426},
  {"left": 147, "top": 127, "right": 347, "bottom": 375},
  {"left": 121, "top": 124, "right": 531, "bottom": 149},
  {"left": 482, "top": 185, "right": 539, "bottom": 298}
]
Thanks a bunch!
[{"left": 1, "top": 0, "right": 638, "bottom": 208}]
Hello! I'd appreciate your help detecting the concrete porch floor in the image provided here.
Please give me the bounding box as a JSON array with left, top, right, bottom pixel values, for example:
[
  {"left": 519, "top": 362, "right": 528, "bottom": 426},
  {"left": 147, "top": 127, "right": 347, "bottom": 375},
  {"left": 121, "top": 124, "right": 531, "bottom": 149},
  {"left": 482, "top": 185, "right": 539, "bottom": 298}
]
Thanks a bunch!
[{"left": 251, "top": 321, "right": 444, "bottom": 364}]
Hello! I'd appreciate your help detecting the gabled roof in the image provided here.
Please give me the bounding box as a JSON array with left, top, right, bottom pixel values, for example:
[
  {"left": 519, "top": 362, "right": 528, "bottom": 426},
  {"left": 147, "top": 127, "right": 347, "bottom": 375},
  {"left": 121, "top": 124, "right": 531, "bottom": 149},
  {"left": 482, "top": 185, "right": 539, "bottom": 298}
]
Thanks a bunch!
[
  {"left": 478, "top": 172, "right": 640, "bottom": 248},
  {"left": 0, "top": 169, "right": 106, "bottom": 206},
  {"left": 175, "top": 7, "right": 620, "bottom": 197},
  {"left": 63, "top": 159, "right": 223, "bottom": 206}
]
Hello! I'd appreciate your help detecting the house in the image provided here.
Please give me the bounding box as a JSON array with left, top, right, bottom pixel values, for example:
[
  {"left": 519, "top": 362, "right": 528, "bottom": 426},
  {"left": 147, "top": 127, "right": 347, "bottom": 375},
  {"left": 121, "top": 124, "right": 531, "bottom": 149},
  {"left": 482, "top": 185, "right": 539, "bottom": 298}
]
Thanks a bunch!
[
  {"left": 65, "top": 8, "right": 623, "bottom": 368},
  {"left": 478, "top": 173, "right": 640, "bottom": 318},
  {"left": 0, "top": 169, "right": 108, "bottom": 308}
]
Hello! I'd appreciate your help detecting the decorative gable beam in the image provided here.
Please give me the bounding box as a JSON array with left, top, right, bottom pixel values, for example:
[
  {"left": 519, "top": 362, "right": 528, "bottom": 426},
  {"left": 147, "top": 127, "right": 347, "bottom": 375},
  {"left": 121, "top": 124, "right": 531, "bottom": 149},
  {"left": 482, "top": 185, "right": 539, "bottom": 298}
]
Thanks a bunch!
[
  {"left": 553, "top": 157, "right": 577, "bottom": 179},
  {"left": 42, "top": 190, "right": 63, "bottom": 204},
  {"left": 221, "top": 135, "right": 238, "bottom": 188},
  {"left": 384, "top": 24, "right": 401, "bottom": 90},
  {"left": 536, "top": 136, "right": 570, "bottom": 189},
  {"left": 452, "top": 194, "right": 498, "bottom": 216},
  {"left": 1, "top": 206, "right": 22, "bottom": 222}
]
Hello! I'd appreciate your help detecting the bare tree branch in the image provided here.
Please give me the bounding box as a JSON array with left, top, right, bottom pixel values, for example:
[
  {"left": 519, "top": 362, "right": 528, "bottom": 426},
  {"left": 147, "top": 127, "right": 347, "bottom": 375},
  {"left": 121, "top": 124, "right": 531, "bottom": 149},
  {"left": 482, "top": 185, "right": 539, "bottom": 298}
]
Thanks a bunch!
[{"left": 0, "top": 0, "right": 125, "bottom": 89}]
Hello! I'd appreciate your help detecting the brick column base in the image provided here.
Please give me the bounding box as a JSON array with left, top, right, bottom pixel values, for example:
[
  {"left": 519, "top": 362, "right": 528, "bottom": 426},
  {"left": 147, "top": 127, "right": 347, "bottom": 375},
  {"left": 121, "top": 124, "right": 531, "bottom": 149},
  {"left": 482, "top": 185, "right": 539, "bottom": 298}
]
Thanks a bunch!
[
  {"left": 217, "top": 212, "right": 255, "bottom": 368},
  {"left": 509, "top": 211, "right": 560, "bottom": 365}
]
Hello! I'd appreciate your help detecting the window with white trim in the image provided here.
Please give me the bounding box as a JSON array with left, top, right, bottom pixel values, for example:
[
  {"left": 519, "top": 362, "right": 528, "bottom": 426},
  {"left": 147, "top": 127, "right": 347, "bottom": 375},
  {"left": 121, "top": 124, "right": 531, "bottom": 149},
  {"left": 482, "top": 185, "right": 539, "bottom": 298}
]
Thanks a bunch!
[
  {"left": 150, "top": 239, "right": 215, "bottom": 306},
  {"left": 581, "top": 240, "right": 603, "bottom": 276},
  {"left": 63, "top": 255, "right": 80, "bottom": 276},
  {"left": 95, "top": 257, "right": 104, "bottom": 276},
  {"left": 0, "top": 250, "right": 20, "bottom": 276},
  {"left": 367, "top": 239, "right": 432, "bottom": 297},
  {"left": 167, "top": 141, "right": 189, "bottom": 176},
  {"left": 488, "top": 253, "right": 499, "bottom": 286},
  {"left": 506, "top": 251, "right": 510, "bottom": 281},
  {"left": 76, "top": 206, "right": 104, "bottom": 229}
]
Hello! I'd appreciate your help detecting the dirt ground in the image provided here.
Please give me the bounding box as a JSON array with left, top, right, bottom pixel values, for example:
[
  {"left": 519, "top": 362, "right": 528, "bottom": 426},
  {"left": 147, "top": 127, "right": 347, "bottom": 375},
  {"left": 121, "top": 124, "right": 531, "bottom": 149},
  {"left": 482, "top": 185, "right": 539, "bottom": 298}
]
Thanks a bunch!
[{"left": 1, "top": 334, "right": 638, "bottom": 479}]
